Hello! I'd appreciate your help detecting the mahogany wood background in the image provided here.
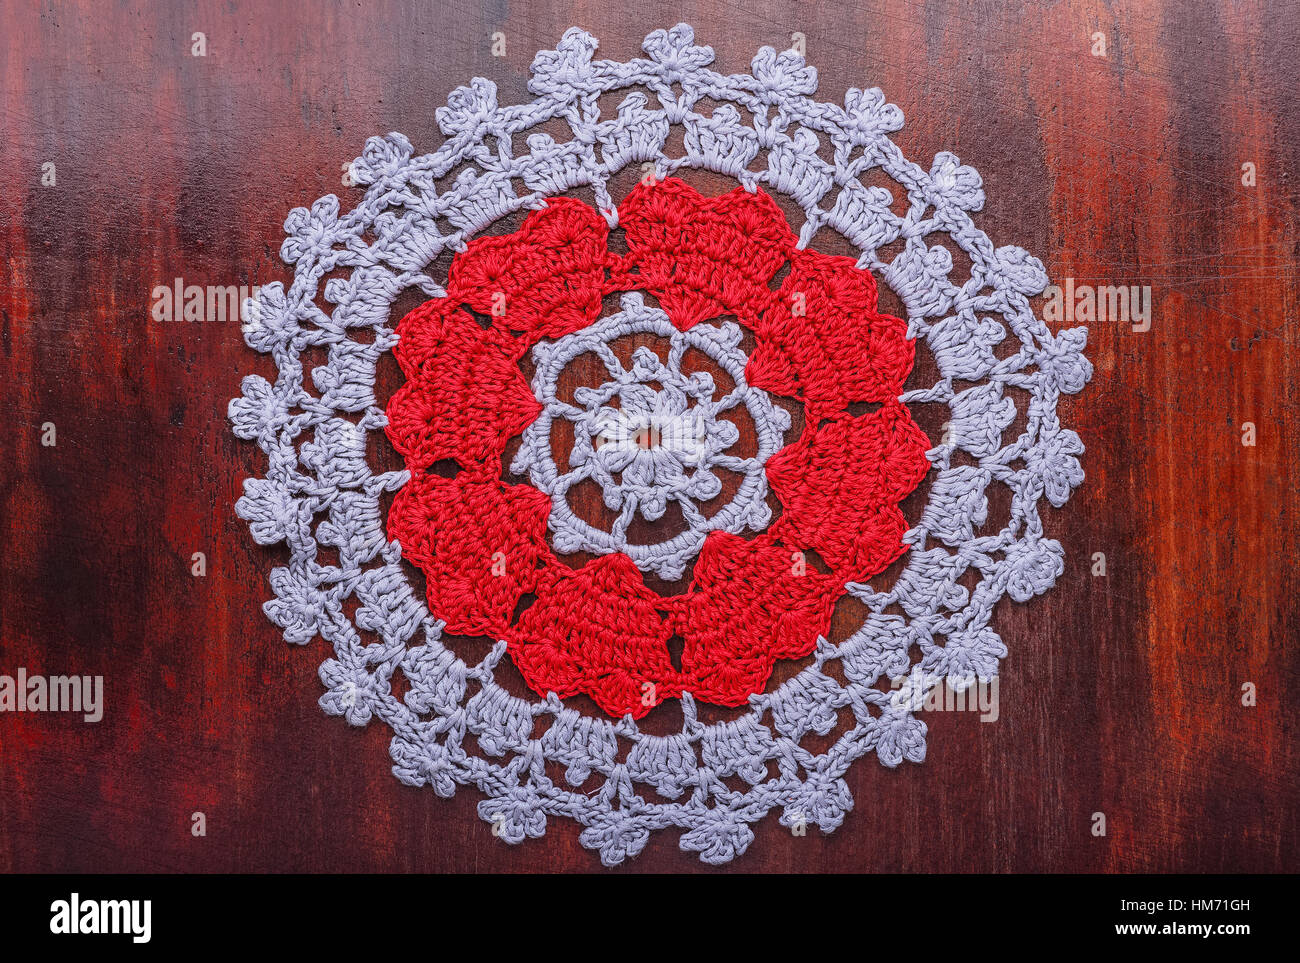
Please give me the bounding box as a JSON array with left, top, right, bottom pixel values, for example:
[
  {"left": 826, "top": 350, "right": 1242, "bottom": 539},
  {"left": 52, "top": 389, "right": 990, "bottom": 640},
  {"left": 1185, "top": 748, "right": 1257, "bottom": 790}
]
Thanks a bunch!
[{"left": 1, "top": 0, "right": 1296, "bottom": 873}]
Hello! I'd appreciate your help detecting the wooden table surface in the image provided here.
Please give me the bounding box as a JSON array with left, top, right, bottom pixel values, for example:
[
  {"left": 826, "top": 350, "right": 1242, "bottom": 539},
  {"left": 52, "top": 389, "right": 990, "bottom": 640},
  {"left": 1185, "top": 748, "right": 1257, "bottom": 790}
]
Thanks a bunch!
[{"left": 1, "top": 0, "right": 1296, "bottom": 873}]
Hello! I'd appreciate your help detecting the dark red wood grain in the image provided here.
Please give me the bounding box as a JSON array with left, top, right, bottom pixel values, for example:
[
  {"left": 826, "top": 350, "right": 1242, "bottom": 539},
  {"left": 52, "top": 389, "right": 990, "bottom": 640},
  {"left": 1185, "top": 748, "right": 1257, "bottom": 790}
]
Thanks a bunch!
[{"left": 0, "top": 0, "right": 1296, "bottom": 873}]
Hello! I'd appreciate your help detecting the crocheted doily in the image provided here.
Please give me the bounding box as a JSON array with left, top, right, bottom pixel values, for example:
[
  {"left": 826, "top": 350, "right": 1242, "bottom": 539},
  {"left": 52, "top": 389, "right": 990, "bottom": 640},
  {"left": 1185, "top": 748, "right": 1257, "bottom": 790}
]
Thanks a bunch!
[{"left": 231, "top": 24, "right": 1091, "bottom": 866}]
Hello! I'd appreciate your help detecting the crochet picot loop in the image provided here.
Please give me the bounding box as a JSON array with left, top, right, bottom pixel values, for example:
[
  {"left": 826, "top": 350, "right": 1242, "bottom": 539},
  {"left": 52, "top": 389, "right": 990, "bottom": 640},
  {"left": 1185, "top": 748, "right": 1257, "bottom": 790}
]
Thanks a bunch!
[{"left": 386, "top": 178, "right": 931, "bottom": 717}]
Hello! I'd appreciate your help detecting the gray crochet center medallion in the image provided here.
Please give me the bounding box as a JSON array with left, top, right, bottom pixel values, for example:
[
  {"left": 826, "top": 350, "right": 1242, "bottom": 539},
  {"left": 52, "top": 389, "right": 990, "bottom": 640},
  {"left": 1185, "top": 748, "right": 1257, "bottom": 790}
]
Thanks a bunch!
[{"left": 512, "top": 293, "right": 789, "bottom": 581}]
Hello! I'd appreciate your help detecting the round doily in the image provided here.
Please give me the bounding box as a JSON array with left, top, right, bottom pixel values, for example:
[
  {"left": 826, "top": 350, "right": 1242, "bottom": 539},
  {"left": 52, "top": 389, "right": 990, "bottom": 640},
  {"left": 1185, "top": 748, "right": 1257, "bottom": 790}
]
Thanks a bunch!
[{"left": 231, "top": 23, "right": 1092, "bottom": 866}]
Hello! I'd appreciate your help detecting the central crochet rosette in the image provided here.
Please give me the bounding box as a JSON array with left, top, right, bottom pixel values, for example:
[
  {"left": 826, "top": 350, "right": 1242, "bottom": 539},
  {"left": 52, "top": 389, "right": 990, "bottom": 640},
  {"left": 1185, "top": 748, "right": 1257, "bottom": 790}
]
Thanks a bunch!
[
  {"left": 386, "top": 178, "right": 932, "bottom": 718},
  {"left": 513, "top": 297, "right": 789, "bottom": 581}
]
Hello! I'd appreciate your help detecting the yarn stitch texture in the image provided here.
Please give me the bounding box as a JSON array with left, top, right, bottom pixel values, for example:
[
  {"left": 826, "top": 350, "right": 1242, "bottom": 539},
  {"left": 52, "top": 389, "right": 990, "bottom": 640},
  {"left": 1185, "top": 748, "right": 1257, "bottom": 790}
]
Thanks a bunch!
[
  {"left": 386, "top": 181, "right": 931, "bottom": 716},
  {"left": 231, "top": 23, "right": 1092, "bottom": 866}
]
